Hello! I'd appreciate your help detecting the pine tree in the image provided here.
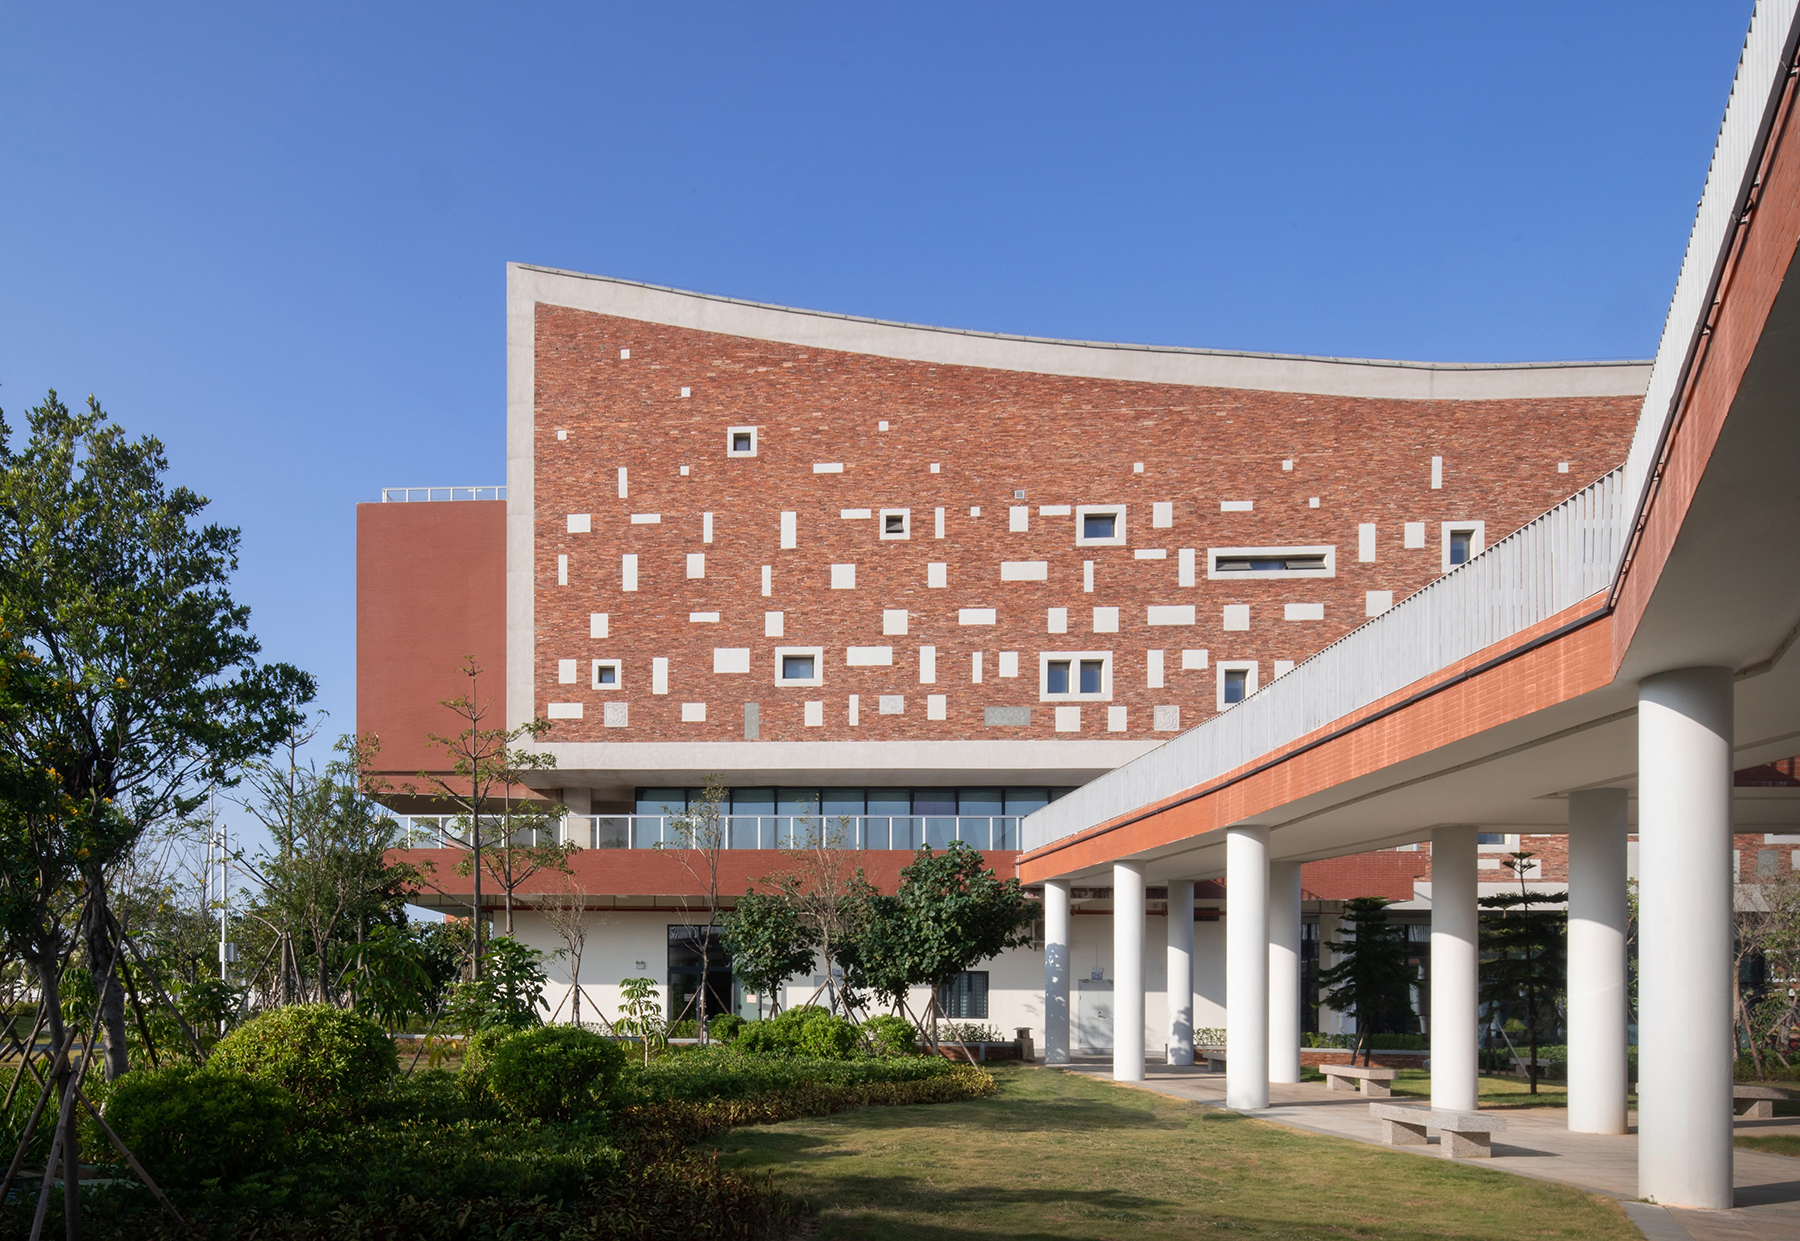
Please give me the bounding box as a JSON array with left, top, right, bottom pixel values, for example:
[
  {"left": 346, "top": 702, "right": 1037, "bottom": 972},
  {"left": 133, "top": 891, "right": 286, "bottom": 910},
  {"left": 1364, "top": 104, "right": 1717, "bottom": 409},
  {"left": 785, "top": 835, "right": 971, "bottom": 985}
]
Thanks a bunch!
[
  {"left": 1318, "top": 897, "right": 1416, "bottom": 1066},
  {"left": 1478, "top": 851, "right": 1566, "bottom": 1094}
]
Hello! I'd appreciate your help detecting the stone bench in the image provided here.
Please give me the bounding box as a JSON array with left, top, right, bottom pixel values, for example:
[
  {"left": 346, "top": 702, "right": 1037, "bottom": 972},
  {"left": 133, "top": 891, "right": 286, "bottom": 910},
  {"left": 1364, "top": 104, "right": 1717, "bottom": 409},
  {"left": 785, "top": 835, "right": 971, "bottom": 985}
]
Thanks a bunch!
[
  {"left": 1369, "top": 1103, "right": 1505, "bottom": 1158},
  {"left": 1734, "top": 1085, "right": 1791, "bottom": 1118},
  {"left": 1323, "top": 1063, "right": 1400, "bottom": 1097},
  {"left": 1199, "top": 1048, "right": 1226, "bottom": 1074}
]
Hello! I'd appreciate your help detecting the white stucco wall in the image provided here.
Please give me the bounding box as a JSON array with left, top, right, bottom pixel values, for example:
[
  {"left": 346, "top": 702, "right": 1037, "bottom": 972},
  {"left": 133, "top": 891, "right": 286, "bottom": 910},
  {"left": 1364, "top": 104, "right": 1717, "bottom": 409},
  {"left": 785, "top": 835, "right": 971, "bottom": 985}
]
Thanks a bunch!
[{"left": 506, "top": 907, "right": 1237, "bottom": 1053}]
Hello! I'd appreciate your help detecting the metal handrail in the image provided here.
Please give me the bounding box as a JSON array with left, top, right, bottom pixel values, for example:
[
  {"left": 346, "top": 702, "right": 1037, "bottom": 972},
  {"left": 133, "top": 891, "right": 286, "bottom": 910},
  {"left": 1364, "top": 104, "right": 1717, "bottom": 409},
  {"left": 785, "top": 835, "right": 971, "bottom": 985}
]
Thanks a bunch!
[
  {"left": 379, "top": 486, "right": 507, "bottom": 502},
  {"left": 393, "top": 813, "right": 1020, "bottom": 852},
  {"left": 1023, "top": 467, "right": 1629, "bottom": 852}
]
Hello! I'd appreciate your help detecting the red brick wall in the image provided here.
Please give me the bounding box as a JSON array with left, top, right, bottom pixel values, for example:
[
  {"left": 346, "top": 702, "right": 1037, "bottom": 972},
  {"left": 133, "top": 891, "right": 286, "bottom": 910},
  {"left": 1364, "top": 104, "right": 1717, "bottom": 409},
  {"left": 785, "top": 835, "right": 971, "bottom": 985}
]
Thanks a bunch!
[
  {"left": 357, "top": 500, "right": 506, "bottom": 787},
  {"left": 531, "top": 307, "right": 1638, "bottom": 745}
]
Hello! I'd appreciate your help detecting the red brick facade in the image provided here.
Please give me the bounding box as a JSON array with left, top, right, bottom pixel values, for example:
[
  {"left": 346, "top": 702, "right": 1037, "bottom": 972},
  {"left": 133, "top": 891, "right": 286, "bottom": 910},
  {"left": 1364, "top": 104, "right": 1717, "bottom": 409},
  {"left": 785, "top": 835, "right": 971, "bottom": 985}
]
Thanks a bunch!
[{"left": 531, "top": 306, "right": 1639, "bottom": 745}]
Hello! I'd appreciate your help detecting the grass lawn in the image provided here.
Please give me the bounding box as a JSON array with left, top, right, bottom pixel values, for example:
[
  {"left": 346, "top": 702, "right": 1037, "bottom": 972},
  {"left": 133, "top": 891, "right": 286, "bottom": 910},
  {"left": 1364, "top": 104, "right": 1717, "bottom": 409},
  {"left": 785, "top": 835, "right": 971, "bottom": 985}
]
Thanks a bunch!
[
  {"left": 1738, "top": 1134, "right": 1800, "bottom": 1157},
  {"left": 1378, "top": 1069, "right": 1582, "bottom": 1110},
  {"left": 710, "top": 1064, "right": 1639, "bottom": 1240}
]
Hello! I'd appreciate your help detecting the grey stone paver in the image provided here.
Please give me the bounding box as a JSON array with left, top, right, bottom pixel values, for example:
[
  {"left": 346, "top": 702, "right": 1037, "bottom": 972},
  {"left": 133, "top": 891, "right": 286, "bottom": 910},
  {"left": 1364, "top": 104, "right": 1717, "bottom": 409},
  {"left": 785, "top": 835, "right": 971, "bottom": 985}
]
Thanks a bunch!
[{"left": 1055, "top": 1058, "right": 1800, "bottom": 1240}]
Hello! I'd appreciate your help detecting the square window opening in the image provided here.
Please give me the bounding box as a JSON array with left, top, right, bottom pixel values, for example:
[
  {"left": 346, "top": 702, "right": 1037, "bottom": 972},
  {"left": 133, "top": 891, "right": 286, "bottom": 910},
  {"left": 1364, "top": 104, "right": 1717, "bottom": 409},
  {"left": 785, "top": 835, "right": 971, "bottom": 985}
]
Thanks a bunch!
[
  {"left": 1075, "top": 505, "right": 1127, "bottom": 547},
  {"left": 726, "top": 426, "right": 758, "bottom": 457},
  {"left": 592, "top": 659, "right": 623, "bottom": 690},
  {"left": 879, "top": 508, "right": 911, "bottom": 540},
  {"left": 783, "top": 655, "right": 815, "bottom": 680},
  {"left": 1084, "top": 513, "right": 1115, "bottom": 540}
]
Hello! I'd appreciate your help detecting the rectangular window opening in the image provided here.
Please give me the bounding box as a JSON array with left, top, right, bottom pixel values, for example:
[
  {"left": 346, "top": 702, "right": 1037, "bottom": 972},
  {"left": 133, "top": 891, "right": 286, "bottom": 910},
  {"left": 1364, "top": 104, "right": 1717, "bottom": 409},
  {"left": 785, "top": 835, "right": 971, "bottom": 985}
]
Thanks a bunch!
[
  {"left": 1047, "top": 660, "right": 1070, "bottom": 694},
  {"left": 1079, "top": 660, "right": 1103, "bottom": 694},
  {"left": 782, "top": 654, "right": 815, "bottom": 681},
  {"left": 1223, "top": 668, "right": 1248, "bottom": 704},
  {"left": 1083, "top": 512, "right": 1115, "bottom": 540},
  {"left": 1450, "top": 530, "right": 1472, "bottom": 566}
]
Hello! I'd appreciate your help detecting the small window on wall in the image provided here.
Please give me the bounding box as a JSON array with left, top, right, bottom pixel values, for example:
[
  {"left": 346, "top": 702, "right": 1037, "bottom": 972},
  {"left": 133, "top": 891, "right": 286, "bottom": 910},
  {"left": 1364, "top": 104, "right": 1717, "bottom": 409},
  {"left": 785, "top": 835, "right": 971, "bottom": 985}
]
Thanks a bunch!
[
  {"left": 1440, "top": 521, "right": 1485, "bottom": 571},
  {"left": 1207, "top": 545, "right": 1336, "bottom": 580},
  {"left": 1216, "top": 660, "right": 1258, "bottom": 710},
  {"left": 592, "top": 659, "right": 622, "bottom": 690},
  {"left": 937, "top": 970, "right": 989, "bottom": 1019},
  {"left": 774, "top": 648, "right": 823, "bottom": 686},
  {"left": 880, "top": 509, "right": 911, "bottom": 540},
  {"left": 1075, "top": 505, "right": 1127, "bottom": 547},
  {"left": 1040, "top": 651, "right": 1112, "bottom": 701},
  {"left": 726, "top": 426, "right": 758, "bottom": 457}
]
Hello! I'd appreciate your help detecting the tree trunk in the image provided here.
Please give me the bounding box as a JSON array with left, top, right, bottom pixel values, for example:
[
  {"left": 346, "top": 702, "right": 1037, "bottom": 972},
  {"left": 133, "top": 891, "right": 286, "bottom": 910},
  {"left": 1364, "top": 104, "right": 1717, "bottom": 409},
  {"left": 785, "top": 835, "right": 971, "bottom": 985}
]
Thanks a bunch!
[{"left": 83, "top": 894, "right": 129, "bottom": 1081}]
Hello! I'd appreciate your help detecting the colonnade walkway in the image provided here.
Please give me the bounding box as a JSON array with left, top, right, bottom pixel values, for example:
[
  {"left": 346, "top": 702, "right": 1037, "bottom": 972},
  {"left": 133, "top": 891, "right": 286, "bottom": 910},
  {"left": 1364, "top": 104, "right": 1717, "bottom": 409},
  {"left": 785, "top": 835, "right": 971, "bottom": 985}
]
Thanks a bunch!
[{"left": 1054, "top": 1058, "right": 1800, "bottom": 1241}]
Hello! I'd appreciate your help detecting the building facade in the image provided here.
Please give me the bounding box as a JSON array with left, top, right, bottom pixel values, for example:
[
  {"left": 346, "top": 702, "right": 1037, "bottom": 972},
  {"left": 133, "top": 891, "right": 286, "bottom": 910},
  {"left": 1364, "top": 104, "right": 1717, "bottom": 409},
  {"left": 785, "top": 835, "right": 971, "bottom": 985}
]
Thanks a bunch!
[{"left": 362, "top": 263, "right": 1650, "bottom": 1041}]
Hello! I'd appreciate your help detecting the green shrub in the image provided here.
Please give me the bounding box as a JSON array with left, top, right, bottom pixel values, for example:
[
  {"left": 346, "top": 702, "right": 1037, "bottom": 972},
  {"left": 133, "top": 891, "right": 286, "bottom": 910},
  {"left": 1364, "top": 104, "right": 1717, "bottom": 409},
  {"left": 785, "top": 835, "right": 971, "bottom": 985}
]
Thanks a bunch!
[
  {"left": 104, "top": 1064, "right": 293, "bottom": 1185},
  {"left": 795, "top": 1011, "right": 859, "bottom": 1059},
  {"left": 861, "top": 1014, "right": 917, "bottom": 1057},
  {"left": 709, "top": 1013, "right": 746, "bottom": 1042},
  {"left": 208, "top": 1004, "right": 397, "bottom": 1115},
  {"left": 732, "top": 1005, "right": 858, "bottom": 1058},
  {"left": 620, "top": 1045, "right": 954, "bottom": 1106},
  {"left": 487, "top": 1025, "right": 627, "bottom": 1120}
]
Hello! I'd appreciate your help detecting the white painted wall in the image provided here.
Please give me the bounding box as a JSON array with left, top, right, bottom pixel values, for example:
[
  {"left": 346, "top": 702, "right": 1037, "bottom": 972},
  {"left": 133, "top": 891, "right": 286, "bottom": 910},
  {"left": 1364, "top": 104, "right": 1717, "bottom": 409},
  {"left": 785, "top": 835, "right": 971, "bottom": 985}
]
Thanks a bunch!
[{"left": 507, "top": 908, "right": 1232, "bottom": 1051}]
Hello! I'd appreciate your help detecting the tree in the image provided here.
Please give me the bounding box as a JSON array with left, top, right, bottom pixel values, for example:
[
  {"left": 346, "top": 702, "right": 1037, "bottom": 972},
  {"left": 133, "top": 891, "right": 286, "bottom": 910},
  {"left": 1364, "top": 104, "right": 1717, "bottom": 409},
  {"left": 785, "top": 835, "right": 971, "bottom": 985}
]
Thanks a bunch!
[
  {"left": 1736, "top": 869, "right": 1800, "bottom": 1075},
  {"left": 411, "top": 659, "right": 564, "bottom": 968},
  {"left": 876, "top": 842, "right": 1037, "bottom": 1051},
  {"left": 719, "top": 889, "right": 817, "bottom": 1017},
  {"left": 538, "top": 871, "right": 606, "bottom": 1029},
  {"left": 657, "top": 777, "right": 728, "bottom": 1038},
  {"left": 1478, "top": 851, "right": 1567, "bottom": 1093},
  {"left": 242, "top": 735, "right": 414, "bottom": 1007},
  {"left": 616, "top": 976, "right": 665, "bottom": 1066},
  {"left": 766, "top": 807, "right": 880, "bottom": 1017},
  {"left": 1318, "top": 896, "right": 1416, "bottom": 1067}
]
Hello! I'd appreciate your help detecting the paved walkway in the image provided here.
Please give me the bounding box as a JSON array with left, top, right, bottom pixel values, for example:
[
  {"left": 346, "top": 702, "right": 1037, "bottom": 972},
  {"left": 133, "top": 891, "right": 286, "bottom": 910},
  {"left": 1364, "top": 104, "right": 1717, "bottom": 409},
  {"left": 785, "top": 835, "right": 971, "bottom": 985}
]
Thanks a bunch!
[{"left": 1056, "top": 1059, "right": 1800, "bottom": 1240}]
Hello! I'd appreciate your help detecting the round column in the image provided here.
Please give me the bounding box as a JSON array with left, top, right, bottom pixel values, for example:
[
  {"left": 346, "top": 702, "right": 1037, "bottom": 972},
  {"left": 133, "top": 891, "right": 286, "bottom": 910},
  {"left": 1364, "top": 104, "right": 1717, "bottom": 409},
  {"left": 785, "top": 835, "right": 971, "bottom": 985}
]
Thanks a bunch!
[
  {"left": 1044, "top": 878, "right": 1071, "bottom": 1065},
  {"left": 1567, "top": 787, "right": 1629, "bottom": 1135},
  {"left": 1269, "top": 860, "right": 1303, "bottom": 1084},
  {"left": 1639, "top": 667, "right": 1734, "bottom": 1209},
  {"left": 1167, "top": 879, "right": 1195, "bottom": 1066},
  {"left": 1226, "top": 825, "right": 1270, "bottom": 1110},
  {"left": 1431, "top": 825, "right": 1479, "bottom": 1112},
  {"left": 1113, "top": 862, "right": 1146, "bottom": 1082}
]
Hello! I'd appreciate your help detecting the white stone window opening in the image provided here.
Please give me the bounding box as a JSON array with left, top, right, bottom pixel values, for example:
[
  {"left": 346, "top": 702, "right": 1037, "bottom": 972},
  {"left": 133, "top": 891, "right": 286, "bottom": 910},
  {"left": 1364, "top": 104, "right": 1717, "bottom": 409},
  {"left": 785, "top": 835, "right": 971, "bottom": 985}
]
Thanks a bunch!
[
  {"left": 1075, "top": 505, "right": 1127, "bottom": 548},
  {"left": 1216, "top": 660, "right": 1258, "bottom": 711},
  {"left": 773, "top": 646, "right": 825, "bottom": 687},
  {"left": 727, "top": 426, "right": 758, "bottom": 457},
  {"left": 1039, "top": 651, "right": 1113, "bottom": 702},
  {"left": 1441, "top": 521, "right": 1486, "bottom": 571},
  {"left": 1207, "top": 545, "right": 1336, "bottom": 580},
  {"left": 591, "top": 659, "right": 622, "bottom": 690},
  {"left": 880, "top": 509, "right": 911, "bottom": 540}
]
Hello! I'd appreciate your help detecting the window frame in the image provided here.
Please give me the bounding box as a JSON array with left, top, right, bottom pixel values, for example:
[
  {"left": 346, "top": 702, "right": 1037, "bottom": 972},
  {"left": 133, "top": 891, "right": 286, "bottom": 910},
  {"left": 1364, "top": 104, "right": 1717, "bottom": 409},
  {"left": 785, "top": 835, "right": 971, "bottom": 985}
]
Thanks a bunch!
[
  {"left": 726, "top": 425, "right": 759, "bottom": 458},
  {"left": 1215, "top": 659, "right": 1258, "bottom": 711},
  {"left": 1074, "top": 504, "right": 1128, "bottom": 548},
  {"left": 936, "top": 970, "right": 990, "bottom": 1020},
  {"left": 591, "top": 659, "right": 623, "bottom": 691},
  {"left": 773, "top": 646, "right": 825, "bottom": 688},
  {"left": 879, "top": 508, "right": 911, "bottom": 540},
  {"left": 1039, "top": 650, "right": 1114, "bottom": 702},
  {"left": 1206, "top": 544, "right": 1337, "bottom": 581},
  {"left": 1439, "top": 521, "right": 1485, "bottom": 572}
]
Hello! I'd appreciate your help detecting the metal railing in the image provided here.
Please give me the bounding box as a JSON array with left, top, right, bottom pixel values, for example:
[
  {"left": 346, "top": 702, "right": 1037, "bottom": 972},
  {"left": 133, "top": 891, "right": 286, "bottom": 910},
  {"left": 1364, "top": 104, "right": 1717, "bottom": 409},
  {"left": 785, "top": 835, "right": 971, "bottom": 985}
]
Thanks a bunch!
[
  {"left": 396, "top": 813, "right": 1021, "bottom": 853},
  {"left": 1022, "top": 467, "right": 1629, "bottom": 852},
  {"left": 380, "top": 486, "right": 507, "bottom": 502}
]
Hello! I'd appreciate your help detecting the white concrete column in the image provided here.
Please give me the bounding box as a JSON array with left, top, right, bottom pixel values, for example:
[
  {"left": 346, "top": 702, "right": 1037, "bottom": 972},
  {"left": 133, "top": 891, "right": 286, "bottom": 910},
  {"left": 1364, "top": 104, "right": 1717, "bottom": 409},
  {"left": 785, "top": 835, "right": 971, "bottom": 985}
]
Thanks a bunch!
[
  {"left": 1268, "top": 860, "right": 1303, "bottom": 1084},
  {"left": 1044, "top": 878, "right": 1071, "bottom": 1065},
  {"left": 1226, "top": 825, "right": 1270, "bottom": 1109},
  {"left": 1639, "top": 667, "right": 1735, "bottom": 1209},
  {"left": 1567, "top": 788, "right": 1629, "bottom": 1135},
  {"left": 1430, "top": 826, "right": 1479, "bottom": 1113},
  {"left": 1113, "top": 862, "right": 1146, "bottom": 1082},
  {"left": 1167, "top": 879, "right": 1195, "bottom": 1065}
]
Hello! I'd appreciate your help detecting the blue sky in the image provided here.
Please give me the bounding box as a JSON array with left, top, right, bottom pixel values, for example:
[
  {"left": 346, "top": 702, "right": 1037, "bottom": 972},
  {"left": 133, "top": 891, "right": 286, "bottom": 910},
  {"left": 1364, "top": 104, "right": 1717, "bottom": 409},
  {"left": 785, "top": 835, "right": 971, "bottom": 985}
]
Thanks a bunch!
[{"left": 0, "top": 2, "right": 1756, "bottom": 783}]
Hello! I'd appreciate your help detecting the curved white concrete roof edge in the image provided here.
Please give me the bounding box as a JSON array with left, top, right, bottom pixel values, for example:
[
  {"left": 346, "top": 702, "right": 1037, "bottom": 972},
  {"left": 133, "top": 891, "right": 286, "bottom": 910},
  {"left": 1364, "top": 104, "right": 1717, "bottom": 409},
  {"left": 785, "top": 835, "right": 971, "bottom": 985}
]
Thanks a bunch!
[
  {"left": 1019, "top": 0, "right": 1800, "bottom": 859},
  {"left": 506, "top": 263, "right": 1650, "bottom": 401}
]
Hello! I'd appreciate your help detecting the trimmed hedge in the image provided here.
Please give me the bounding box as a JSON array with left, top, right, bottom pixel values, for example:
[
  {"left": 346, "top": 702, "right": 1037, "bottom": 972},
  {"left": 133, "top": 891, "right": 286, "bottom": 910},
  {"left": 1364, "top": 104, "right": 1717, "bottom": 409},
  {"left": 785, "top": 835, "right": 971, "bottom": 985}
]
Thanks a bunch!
[
  {"left": 617, "top": 1063, "right": 999, "bottom": 1149},
  {"left": 208, "top": 1004, "right": 396, "bottom": 1116},
  {"left": 102, "top": 1064, "right": 293, "bottom": 1185},
  {"left": 621, "top": 1045, "right": 959, "bottom": 1106},
  {"left": 488, "top": 1025, "right": 627, "bottom": 1120}
]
